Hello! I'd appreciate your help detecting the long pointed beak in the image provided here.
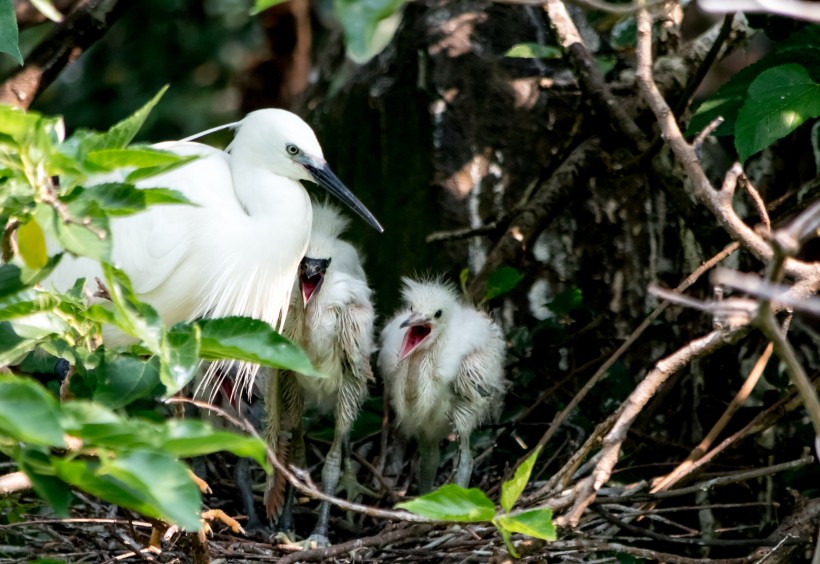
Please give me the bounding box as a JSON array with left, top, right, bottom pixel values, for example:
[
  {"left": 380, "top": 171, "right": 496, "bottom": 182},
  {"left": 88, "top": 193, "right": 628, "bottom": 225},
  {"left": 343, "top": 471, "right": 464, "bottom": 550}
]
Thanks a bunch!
[
  {"left": 304, "top": 160, "right": 383, "bottom": 233},
  {"left": 400, "top": 312, "right": 432, "bottom": 329}
]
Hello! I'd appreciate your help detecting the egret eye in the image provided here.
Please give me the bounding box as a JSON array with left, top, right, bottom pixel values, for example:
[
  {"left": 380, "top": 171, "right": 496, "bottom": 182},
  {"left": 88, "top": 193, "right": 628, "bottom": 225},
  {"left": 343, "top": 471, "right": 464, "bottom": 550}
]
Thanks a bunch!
[
  {"left": 434, "top": 309, "right": 442, "bottom": 319},
  {"left": 286, "top": 144, "right": 300, "bottom": 156}
]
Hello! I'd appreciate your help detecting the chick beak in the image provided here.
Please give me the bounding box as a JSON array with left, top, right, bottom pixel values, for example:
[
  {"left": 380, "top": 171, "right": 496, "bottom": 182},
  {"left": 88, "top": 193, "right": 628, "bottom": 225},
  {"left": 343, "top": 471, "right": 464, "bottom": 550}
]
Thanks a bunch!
[
  {"left": 300, "top": 257, "right": 330, "bottom": 306},
  {"left": 399, "top": 312, "right": 433, "bottom": 360}
]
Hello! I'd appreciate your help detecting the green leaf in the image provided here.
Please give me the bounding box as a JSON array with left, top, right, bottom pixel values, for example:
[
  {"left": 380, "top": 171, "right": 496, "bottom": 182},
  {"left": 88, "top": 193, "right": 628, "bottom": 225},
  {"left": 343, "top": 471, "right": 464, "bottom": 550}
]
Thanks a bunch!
[
  {"left": 101, "top": 264, "right": 162, "bottom": 353},
  {"left": 546, "top": 287, "right": 582, "bottom": 317},
  {"left": 505, "top": 43, "right": 561, "bottom": 59},
  {"left": 69, "top": 86, "right": 169, "bottom": 154},
  {"left": 0, "top": 0, "right": 23, "bottom": 65},
  {"left": 0, "top": 263, "right": 27, "bottom": 299},
  {"left": 124, "top": 154, "right": 198, "bottom": 182},
  {"left": 484, "top": 266, "right": 524, "bottom": 302},
  {"left": 160, "top": 419, "right": 270, "bottom": 472},
  {"left": 17, "top": 219, "right": 48, "bottom": 269},
  {"left": 159, "top": 323, "right": 200, "bottom": 395},
  {"left": 735, "top": 64, "right": 820, "bottom": 162},
  {"left": 501, "top": 447, "right": 541, "bottom": 513},
  {"left": 197, "top": 316, "right": 322, "bottom": 378},
  {"left": 251, "top": 0, "right": 289, "bottom": 14},
  {"left": 93, "top": 354, "right": 161, "bottom": 409},
  {"left": 0, "top": 321, "right": 40, "bottom": 366},
  {"left": 494, "top": 519, "right": 519, "bottom": 558},
  {"left": 74, "top": 183, "right": 191, "bottom": 217},
  {"left": 334, "top": 0, "right": 405, "bottom": 63},
  {"left": 34, "top": 204, "right": 111, "bottom": 263},
  {"left": 395, "top": 484, "right": 496, "bottom": 522},
  {"left": 688, "top": 35, "right": 820, "bottom": 137},
  {"left": 497, "top": 509, "right": 556, "bottom": 541},
  {"left": 0, "top": 376, "right": 66, "bottom": 447},
  {"left": 101, "top": 85, "right": 168, "bottom": 149},
  {"left": 16, "top": 446, "right": 73, "bottom": 516},
  {"left": 86, "top": 147, "right": 185, "bottom": 170},
  {"left": 53, "top": 452, "right": 202, "bottom": 531}
]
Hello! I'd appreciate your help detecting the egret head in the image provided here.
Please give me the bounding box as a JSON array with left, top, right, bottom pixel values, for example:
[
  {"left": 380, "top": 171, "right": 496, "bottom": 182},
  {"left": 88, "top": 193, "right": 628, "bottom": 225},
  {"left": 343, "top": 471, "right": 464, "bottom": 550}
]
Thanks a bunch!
[
  {"left": 230, "top": 109, "right": 383, "bottom": 233},
  {"left": 398, "top": 278, "right": 459, "bottom": 360}
]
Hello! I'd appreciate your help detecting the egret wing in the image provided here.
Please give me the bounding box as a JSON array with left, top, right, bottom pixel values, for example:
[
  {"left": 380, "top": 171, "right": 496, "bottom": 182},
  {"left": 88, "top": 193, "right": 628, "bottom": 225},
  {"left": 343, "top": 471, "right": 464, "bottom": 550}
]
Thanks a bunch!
[{"left": 111, "top": 142, "right": 234, "bottom": 296}]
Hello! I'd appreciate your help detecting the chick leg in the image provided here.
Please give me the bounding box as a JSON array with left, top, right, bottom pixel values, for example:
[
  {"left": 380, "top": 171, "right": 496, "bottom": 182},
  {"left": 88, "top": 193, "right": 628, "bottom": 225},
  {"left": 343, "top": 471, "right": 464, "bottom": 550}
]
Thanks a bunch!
[
  {"left": 453, "top": 432, "right": 473, "bottom": 488},
  {"left": 417, "top": 436, "right": 441, "bottom": 494}
]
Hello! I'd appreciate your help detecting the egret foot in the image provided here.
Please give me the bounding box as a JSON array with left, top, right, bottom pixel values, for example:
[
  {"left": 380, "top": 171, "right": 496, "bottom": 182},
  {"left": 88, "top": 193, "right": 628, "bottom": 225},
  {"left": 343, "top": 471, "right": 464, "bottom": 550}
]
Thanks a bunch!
[
  {"left": 242, "top": 517, "right": 272, "bottom": 539},
  {"left": 201, "top": 509, "right": 245, "bottom": 536},
  {"left": 337, "top": 463, "right": 378, "bottom": 501},
  {"left": 272, "top": 530, "right": 296, "bottom": 543},
  {"left": 299, "top": 533, "right": 331, "bottom": 549},
  {"left": 187, "top": 469, "right": 212, "bottom": 494}
]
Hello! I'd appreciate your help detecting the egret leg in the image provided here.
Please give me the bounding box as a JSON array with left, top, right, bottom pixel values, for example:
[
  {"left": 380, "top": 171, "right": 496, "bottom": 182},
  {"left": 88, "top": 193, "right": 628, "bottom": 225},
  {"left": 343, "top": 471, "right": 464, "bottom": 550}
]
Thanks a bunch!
[
  {"left": 453, "top": 432, "right": 473, "bottom": 488},
  {"left": 417, "top": 436, "right": 441, "bottom": 494},
  {"left": 235, "top": 458, "right": 269, "bottom": 535}
]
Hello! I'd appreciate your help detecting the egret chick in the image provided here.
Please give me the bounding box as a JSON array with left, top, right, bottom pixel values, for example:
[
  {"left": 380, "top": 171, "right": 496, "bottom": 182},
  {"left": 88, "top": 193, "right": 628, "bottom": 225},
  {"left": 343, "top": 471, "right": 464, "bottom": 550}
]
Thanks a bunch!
[
  {"left": 265, "top": 202, "right": 375, "bottom": 546},
  {"left": 378, "top": 278, "right": 506, "bottom": 493},
  {"left": 46, "top": 110, "right": 382, "bottom": 398}
]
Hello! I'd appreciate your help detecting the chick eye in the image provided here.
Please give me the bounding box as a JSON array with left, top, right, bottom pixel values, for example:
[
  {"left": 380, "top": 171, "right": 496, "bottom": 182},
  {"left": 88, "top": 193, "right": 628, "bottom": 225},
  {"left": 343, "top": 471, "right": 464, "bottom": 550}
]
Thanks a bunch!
[
  {"left": 286, "top": 144, "right": 300, "bottom": 156},
  {"left": 434, "top": 309, "right": 442, "bottom": 319}
]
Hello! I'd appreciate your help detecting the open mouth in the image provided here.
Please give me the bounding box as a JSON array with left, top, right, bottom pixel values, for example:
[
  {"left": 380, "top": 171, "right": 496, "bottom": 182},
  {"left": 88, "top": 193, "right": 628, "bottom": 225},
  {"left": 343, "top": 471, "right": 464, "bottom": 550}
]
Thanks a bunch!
[
  {"left": 301, "top": 273, "right": 323, "bottom": 304},
  {"left": 400, "top": 324, "right": 432, "bottom": 360}
]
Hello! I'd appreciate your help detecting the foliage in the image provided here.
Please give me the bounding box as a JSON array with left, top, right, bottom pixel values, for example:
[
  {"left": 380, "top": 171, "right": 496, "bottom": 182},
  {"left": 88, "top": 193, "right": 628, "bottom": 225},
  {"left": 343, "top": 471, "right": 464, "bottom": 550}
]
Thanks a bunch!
[
  {"left": 0, "top": 0, "right": 22, "bottom": 65},
  {"left": 505, "top": 43, "right": 562, "bottom": 59},
  {"left": 688, "top": 25, "right": 820, "bottom": 161},
  {"left": 0, "top": 91, "right": 316, "bottom": 529},
  {"left": 255, "top": 0, "right": 406, "bottom": 63},
  {"left": 397, "top": 448, "right": 555, "bottom": 558}
]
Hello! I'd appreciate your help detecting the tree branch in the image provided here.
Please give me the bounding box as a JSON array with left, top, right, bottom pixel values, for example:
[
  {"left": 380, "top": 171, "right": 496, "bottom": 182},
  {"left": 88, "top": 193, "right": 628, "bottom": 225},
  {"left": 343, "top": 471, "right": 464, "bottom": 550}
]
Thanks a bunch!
[{"left": 1, "top": 0, "right": 137, "bottom": 109}]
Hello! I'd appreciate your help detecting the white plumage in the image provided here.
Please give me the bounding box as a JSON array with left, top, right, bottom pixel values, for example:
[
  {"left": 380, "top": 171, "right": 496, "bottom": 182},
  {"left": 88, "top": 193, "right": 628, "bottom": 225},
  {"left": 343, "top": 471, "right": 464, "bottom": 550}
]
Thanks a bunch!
[
  {"left": 265, "top": 201, "right": 375, "bottom": 545},
  {"left": 44, "top": 110, "right": 381, "bottom": 397},
  {"left": 379, "top": 278, "right": 507, "bottom": 492}
]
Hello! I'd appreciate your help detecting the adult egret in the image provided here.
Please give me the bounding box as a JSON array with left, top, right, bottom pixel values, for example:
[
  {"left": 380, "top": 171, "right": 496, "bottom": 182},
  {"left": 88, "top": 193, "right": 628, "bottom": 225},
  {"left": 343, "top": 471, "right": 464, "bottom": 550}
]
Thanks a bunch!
[
  {"left": 46, "top": 109, "right": 382, "bottom": 397},
  {"left": 264, "top": 202, "right": 375, "bottom": 546},
  {"left": 378, "top": 278, "right": 506, "bottom": 492}
]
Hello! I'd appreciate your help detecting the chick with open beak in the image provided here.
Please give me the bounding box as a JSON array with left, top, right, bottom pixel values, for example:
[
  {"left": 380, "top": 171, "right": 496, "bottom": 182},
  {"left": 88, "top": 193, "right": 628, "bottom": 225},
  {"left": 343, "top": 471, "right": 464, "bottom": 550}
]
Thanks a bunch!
[{"left": 378, "top": 277, "right": 507, "bottom": 492}]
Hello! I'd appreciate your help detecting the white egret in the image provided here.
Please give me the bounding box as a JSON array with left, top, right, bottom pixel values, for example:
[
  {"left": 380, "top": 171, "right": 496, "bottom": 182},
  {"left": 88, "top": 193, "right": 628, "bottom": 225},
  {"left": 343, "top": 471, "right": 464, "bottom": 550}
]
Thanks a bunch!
[
  {"left": 264, "top": 201, "right": 375, "bottom": 546},
  {"left": 378, "top": 278, "right": 507, "bottom": 492},
  {"left": 46, "top": 109, "right": 382, "bottom": 397}
]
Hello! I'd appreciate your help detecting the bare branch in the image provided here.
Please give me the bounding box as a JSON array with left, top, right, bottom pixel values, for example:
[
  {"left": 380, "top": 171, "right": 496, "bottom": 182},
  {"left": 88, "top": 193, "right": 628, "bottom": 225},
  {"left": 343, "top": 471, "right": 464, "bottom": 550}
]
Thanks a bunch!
[{"left": 1, "top": 0, "right": 137, "bottom": 109}]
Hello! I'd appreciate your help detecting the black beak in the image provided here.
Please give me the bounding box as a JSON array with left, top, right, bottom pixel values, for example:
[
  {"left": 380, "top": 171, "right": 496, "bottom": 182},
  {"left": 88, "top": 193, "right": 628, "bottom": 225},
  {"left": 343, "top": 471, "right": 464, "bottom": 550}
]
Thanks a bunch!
[
  {"left": 304, "top": 161, "right": 383, "bottom": 233},
  {"left": 300, "top": 257, "right": 330, "bottom": 306}
]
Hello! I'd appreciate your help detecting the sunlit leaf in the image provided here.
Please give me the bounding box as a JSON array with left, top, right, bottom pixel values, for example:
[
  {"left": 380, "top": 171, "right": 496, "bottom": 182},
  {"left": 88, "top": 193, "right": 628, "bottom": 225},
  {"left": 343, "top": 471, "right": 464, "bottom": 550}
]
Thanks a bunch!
[
  {"left": 251, "top": 0, "right": 289, "bottom": 14},
  {"left": 69, "top": 86, "right": 170, "bottom": 153},
  {"left": 86, "top": 147, "right": 185, "bottom": 170},
  {"left": 500, "top": 446, "right": 541, "bottom": 513},
  {"left": 735, "top": 64, "right": 820, "bottom": 162},
  {"left": 497, "top": 509, "right": 556, "bottom": 541},
  {"left": 505, "top": 43, "right": 561, "bottom": 59},
  {"left": 34, "top": 204, "right": 111, "bottom": 263},
  {"left": 0, "top": 376, "right": 65, "bottom": 447},
  {"left": 396, "top": 484, "right": 495, "bottom": 522},
  {"left": 17, "top": 219, "right": 48, "bottom": 269}
]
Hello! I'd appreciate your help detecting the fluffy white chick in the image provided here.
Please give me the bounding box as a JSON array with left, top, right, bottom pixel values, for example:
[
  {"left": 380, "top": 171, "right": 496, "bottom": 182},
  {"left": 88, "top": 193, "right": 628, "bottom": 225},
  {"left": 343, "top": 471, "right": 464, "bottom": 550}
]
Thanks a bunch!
[
  {"left": 264, "top": 201, "right": 375, "bottom": 546},
  {"left": 379, "top": 278, "right": 506, "bottom": 493}
]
